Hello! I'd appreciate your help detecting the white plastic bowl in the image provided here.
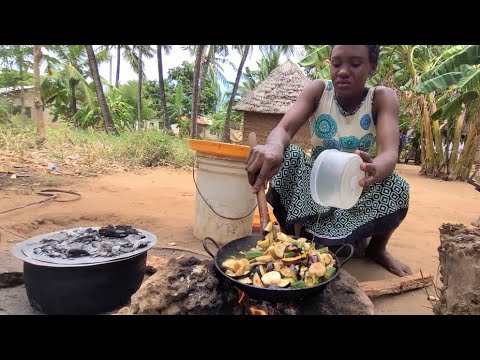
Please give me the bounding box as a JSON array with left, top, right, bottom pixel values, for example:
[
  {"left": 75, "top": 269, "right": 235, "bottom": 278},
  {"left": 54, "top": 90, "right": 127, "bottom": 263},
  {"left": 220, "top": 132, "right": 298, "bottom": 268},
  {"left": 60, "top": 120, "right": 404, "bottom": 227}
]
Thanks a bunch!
[{"left": 310, "top": 149, "right": 365, "bottom": 209}]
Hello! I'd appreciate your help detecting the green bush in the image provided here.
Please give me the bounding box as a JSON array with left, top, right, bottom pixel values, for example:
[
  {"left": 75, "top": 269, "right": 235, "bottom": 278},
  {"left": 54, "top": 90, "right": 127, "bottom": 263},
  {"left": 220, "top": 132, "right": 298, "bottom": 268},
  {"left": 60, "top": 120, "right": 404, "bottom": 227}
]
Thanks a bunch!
[
  {"left": 0, "top": 98, "right": 13, "bottom": 123},
  {"left": 114, "top": 129, "right": 193, "bottom": 167}
]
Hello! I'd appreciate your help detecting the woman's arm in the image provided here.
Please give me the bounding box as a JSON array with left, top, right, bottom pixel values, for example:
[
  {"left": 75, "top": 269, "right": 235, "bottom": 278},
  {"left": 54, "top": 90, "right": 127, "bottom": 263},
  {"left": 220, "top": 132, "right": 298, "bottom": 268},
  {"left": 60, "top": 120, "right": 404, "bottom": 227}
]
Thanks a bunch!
[
  {"left": 246, "top": 79, "right": 325, "bottom": 192},
  {"left": 365, "top": 86, "right": 400, "bottom": 185}
]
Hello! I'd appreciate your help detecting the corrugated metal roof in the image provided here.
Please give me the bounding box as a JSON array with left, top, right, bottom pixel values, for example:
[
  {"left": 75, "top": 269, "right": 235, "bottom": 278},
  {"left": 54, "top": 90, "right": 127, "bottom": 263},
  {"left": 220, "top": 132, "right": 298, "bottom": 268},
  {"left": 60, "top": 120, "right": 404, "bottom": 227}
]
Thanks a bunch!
[{"left": 0, "top": 85, "right": 34, "bottom": 94}]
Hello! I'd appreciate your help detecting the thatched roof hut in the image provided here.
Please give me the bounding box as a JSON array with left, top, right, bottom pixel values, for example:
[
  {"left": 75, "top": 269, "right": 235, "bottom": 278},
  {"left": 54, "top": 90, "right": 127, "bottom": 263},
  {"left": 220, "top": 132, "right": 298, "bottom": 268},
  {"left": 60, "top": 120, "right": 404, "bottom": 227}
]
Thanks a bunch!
[{"left": 235, "top": 60, "right": 312, "bottom": 149}]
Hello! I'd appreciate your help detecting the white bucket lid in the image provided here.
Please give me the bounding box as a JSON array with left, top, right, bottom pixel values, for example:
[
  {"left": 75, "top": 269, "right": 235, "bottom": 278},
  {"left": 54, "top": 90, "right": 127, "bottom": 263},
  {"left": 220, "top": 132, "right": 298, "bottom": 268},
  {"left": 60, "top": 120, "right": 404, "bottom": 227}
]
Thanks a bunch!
[{"left": 310, "top": 149, "right": 364, "bottom": 209}]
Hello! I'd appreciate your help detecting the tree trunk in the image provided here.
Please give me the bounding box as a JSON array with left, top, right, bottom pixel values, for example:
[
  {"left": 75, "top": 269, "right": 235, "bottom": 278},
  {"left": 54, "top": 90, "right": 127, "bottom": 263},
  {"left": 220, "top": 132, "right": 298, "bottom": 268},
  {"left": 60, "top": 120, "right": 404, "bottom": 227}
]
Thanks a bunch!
[
  {"left": 136, "top": 47, "right": 143, "bottom": 131},
  {"left": 450, "top": 110, "right": 480, "bottom": 180},
  {"left": 434, "top": 224, "right": 480, "bottom": 315},
  {"left": 191, "top": 45, "right": 205, "bottom": 138},
  {"left": 32, "top": 45, "right": 45, "bottom": 144},
  {"left": 109, "top": 54, "right": 113, "bottom": 84},
  {"left": 197, "top": 46, "right": 213, "bottom": 115},
  {"left": 16, "top": 46, "right": 25, "bottom": 115},
  {"left": 419, "top": 95, "right": 435, "bottom": 175},
  {"left": 222, "top": 45, "right": 250, "bottom": 143},
  {"left": 448, "top": 109, "right": 466, "bottom": 173},
  {"left": 429, "top": 92, "right": 444, "bottom": 172},
  {"left": 70, "top": 81, "right": 77, "bottom": 119},
  {"left": 115, "top": 45, "right": 121, "bottom": 88},
  {"left": 85, "top": 45, "right": 117, "bottom": 135},
  {"left": 157, "top": 45, "right": 170, "bottom": 129}
]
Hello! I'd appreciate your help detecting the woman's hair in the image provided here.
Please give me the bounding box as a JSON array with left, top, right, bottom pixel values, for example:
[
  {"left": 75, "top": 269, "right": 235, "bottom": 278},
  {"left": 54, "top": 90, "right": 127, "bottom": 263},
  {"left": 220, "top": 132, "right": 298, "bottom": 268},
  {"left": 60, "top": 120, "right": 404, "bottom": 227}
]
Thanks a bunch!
[
  {"left": 330, "top": 45, "right": 381, "bottom": 65},
  {"left": 366, "top": 45, "right": 380, "bottom": 65}
]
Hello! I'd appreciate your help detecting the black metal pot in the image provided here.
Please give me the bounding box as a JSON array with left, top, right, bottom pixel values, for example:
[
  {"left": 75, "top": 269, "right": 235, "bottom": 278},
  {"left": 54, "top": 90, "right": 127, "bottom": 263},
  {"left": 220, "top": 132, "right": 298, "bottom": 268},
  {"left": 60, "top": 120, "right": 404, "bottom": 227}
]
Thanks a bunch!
[
  {"left": 23, "top": 253, "right": 147, "bottom": 315},
  {"left": 202, "top": 234, "right": 354, "bottom": 302},
  {"left": 12, "top": 227, "right": 157, "bottom": 315}
]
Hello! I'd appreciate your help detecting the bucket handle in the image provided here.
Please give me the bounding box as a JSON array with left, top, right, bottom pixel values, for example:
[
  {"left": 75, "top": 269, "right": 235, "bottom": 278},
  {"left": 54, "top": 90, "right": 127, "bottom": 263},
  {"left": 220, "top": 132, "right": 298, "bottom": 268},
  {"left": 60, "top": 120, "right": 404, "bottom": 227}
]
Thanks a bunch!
[{"left": 192, "top": 156, "right": 257, "bottom": 221}]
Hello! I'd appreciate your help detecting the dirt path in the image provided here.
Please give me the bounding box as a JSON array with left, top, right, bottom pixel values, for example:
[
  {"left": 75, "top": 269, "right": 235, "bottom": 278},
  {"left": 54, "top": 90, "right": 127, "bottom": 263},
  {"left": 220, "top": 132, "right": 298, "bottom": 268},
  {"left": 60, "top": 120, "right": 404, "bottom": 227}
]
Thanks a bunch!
[{"left": 1, "top": 164, "right": 478, "bottom": 315}]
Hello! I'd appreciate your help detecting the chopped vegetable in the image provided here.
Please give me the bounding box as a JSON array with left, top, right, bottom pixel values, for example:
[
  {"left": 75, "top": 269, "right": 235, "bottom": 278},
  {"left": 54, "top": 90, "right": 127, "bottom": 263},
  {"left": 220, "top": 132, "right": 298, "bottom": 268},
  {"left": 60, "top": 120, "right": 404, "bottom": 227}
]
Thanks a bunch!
[
  {"left": 317, "top": 246, "right": 329, "bottom": 254},
  {"left": 324, "top": 267, "right": 336, "bottom": 279},
  {"left": 223, "top": 223, "right": 338, "bottom": 289},
  {"left": 264, "top": 221, "right": 273, "bottom": 233},
  {"left": 245, "top": 251, "right": 263, "bottom": 260},
  {"left": 291, "top": 280, "right": 306, "bottom": 288}
]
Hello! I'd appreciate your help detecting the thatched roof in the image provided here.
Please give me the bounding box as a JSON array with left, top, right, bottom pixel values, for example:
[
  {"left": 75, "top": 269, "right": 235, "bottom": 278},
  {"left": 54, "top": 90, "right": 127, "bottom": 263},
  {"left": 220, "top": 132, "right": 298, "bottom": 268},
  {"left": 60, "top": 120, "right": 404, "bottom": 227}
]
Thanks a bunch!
[{"left": 235, "top": 60, "right": 310, "bottom": 115}]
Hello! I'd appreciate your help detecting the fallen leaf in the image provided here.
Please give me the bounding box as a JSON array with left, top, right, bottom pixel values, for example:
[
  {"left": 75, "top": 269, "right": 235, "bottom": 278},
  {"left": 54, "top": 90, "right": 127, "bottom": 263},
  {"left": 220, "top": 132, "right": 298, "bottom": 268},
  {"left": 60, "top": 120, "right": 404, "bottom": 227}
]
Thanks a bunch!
[{"left": 167, "top": 242, "right": 176, "bottom": 246}]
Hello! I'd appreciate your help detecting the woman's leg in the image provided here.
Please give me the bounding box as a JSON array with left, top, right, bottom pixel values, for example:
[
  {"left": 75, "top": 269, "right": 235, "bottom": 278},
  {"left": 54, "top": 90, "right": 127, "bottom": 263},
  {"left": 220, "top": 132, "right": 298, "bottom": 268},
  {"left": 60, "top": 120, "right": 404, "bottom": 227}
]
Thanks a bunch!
[{"left": 365, "top": 228, "right": 412, "bottom": 277}]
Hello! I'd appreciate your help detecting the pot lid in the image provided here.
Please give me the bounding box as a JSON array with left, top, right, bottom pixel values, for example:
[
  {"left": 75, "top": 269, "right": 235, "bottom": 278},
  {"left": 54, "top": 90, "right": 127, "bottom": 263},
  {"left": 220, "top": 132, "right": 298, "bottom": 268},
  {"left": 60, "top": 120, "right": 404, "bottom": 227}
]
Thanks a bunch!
[{"left": 11, "top": 226, "right": 157, "bottom": 267}]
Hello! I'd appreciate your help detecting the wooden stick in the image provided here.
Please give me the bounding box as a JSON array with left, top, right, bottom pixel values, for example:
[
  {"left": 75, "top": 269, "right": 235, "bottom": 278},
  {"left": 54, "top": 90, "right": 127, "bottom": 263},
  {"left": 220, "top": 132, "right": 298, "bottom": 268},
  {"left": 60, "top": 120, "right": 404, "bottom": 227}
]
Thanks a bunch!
[
  {"left": 247, "top": 132, "right": 270, "bottom": 236},
  {"left": 359, "top": 272, "right": 434, "bottom": 299}
]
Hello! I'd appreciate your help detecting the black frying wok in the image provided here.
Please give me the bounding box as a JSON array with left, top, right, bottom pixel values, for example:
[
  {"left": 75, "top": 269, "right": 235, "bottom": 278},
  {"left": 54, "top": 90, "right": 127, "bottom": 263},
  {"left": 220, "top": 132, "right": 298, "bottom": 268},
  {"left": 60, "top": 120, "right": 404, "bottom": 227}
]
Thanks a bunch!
[{"left": 202, "top": 234, "right": 354, "bottom": 302}]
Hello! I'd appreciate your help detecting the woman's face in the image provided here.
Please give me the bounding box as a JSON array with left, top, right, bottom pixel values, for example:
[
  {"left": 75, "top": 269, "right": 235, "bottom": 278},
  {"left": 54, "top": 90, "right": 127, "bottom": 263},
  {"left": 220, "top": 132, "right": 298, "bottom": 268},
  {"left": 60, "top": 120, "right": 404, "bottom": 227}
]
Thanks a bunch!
[{"left": 330, "top": 45, "right": 375, "bottom": 98}]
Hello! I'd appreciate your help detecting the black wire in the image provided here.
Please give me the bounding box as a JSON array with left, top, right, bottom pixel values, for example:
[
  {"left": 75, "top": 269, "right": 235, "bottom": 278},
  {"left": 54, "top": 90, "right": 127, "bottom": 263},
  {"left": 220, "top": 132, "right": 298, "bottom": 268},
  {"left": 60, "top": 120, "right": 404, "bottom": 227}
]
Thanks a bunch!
[{"left": 192, "top": 156, "right": 257, "bottom": 220}]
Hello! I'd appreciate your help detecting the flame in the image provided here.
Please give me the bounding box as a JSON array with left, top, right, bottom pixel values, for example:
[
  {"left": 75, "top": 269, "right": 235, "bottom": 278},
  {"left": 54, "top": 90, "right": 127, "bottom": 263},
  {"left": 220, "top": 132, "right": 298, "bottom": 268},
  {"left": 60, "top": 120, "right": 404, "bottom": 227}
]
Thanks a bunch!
[
  {"left": 249, "top": 307, "right": 267, "bottom": 315},
  {"left": 238, "top": 290, "right": 245, "bottom": 305},
  {"left": 237, "top": 290, "right": 268, "bottom": 315}
]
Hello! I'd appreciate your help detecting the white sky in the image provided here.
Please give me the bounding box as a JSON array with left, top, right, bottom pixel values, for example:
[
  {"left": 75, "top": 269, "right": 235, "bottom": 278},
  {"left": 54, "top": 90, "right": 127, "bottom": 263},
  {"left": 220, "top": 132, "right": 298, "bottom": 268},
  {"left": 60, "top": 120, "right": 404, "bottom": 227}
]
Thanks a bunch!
[{"left": 97, "top": 45, "right": 303, "bottom": 88}]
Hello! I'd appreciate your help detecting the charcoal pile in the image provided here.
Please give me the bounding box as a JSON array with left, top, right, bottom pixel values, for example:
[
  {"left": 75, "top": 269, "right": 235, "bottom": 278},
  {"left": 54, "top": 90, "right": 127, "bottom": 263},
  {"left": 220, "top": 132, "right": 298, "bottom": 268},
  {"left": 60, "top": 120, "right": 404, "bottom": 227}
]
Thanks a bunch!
[{"left": 30, "top": 225, "right": 151, "bottom": 260}]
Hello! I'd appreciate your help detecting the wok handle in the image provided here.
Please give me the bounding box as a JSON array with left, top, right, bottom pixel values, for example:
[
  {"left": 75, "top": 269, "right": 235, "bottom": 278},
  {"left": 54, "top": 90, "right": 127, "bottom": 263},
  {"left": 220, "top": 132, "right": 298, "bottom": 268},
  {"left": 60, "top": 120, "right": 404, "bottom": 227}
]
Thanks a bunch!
[
  {"left": 202, "top": 237, "right": 220, "bottom": 259},
  {"left": 334, "top": 243, "right": 355, "bottom": 268}
]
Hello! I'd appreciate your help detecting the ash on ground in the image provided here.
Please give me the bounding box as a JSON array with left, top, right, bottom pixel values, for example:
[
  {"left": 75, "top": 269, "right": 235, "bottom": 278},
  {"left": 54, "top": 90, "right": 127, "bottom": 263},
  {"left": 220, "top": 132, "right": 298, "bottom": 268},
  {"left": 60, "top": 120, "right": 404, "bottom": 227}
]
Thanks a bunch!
[{"left": 33, "top": 225, "right": 149, "bottom": 259}]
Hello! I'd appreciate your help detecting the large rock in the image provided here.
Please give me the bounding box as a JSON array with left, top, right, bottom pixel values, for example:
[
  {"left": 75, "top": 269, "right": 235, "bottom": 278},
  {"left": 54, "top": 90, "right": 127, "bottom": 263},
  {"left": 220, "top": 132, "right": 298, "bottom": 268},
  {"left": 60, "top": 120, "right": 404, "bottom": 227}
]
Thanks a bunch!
[
  {"left": 0, "top": 272, "right": 24, "bottom": 288},
  {"left": 117, "top": 257, "right": 374, "bottom": 315},
  {"left": 302, "top": 270, "right": 374, "bottom": 315},
  {"left": 117, "top": 257, "right": 223, "bottom": 315},
  {"left": 434, "top": 224, "right": 480, "bottom": 315}
]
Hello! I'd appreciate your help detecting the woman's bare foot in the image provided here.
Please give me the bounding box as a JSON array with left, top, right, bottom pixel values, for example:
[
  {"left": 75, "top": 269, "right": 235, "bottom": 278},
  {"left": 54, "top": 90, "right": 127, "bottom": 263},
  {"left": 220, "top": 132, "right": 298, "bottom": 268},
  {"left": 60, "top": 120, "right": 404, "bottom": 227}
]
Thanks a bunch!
[{"left": 365, "top": 248, "right": 412, "bottom": 277}]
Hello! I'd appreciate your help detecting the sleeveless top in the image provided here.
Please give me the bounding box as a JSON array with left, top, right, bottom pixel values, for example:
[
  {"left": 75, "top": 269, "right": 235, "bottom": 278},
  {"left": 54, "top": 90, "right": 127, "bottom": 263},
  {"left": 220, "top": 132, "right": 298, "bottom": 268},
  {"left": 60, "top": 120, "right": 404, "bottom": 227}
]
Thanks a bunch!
[{"left": 309, "top": 79, "right": 377, "bottom": 160}]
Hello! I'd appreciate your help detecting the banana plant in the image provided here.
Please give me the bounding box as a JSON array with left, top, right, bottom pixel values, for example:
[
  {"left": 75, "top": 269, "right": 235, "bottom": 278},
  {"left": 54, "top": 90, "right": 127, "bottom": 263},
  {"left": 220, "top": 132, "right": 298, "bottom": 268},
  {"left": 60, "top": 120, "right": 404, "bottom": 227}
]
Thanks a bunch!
[
  {"left": 298, "top": 45, "right": 330, "bottom": 79},
  {"left": 414, "top": 45, "right": 480, "bottom": 180}
]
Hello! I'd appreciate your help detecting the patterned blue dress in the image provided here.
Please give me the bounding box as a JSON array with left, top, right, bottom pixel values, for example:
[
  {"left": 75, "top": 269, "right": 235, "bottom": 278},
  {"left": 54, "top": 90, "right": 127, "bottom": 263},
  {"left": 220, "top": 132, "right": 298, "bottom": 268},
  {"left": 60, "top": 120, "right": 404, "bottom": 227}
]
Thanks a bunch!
[{"left": 266, "top": 80, "right": 410, "bottom": 246}]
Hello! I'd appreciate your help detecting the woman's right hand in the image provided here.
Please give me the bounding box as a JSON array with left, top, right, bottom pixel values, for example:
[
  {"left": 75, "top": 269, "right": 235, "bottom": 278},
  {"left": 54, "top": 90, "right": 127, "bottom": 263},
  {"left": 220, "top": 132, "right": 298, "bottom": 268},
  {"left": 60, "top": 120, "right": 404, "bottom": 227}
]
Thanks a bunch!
[{"left": 245, "top": 143, "right": 285, "bottom": 193}]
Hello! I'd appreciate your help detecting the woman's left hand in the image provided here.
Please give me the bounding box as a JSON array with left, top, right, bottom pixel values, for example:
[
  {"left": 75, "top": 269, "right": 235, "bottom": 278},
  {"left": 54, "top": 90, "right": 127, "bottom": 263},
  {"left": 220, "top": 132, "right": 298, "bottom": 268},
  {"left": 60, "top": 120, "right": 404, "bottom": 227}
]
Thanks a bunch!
[{"left": 355, "top": 150, "right": 376, "bottom": 188}]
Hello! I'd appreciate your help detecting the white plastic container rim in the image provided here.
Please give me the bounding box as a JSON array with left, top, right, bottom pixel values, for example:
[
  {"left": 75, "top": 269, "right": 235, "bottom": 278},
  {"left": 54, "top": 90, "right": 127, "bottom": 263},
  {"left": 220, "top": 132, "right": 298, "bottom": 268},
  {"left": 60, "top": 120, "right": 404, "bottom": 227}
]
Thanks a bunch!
[{"left": 310, "top": 149, "right": 365, "bottom": 209}]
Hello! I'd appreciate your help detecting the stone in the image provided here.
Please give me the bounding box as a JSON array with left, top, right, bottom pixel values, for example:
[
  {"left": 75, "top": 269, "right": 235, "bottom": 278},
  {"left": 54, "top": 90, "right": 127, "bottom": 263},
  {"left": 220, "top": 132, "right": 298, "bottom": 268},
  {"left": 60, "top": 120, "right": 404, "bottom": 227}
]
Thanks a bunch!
[
  {"left": 0, "top": 272, "right": 24, "bottom": 288},
  {"left": 145, "top": 255, "right": 169, "bottom": 274},
  {"left": 117, "top": 257, "right": 374, "bottom": 315}
]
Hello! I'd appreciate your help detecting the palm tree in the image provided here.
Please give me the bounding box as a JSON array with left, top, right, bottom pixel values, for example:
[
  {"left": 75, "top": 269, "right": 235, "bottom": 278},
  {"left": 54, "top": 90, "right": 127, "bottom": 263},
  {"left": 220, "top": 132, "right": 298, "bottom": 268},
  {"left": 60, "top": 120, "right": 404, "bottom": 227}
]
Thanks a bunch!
[
  {"left": 133, "top": 45, "right": 154, "bottom": 130},
  {"left": 191, "top": 45, "right": 205, "bottom": 137},
  {"left": 116, "top": 45, "right": 121, "bottom": 87},
  {"left": 112, "top": 45, "right": 138, "bottom": 88},
  {"left": 85, "top": 45, "right": 117, "bottom": 135},
  {"left": 43, "top": 45, "right": 106, "bottom": 123},
  {"left": 14, "top": 45, "right": 31, "bottom": 114},
  {"left": 240, "top": 47, "right": 283, "bottom": 91},
  {"left": 32, "top": 45, "right": 45, "bottom": 144},
  {"left": 157, "top": 45, "right": 172, "bottom": 129},
  {"left": 222, "top": 45, "right": 251, "bottom": 143}
]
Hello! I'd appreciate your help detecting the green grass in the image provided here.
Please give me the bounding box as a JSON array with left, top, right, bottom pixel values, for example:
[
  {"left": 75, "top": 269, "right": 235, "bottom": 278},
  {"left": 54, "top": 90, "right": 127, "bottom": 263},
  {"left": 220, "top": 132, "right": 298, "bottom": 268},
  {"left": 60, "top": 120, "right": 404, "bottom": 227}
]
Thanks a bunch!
[{"left": 0, "top": 120, "right": 194, "bottom": 173}]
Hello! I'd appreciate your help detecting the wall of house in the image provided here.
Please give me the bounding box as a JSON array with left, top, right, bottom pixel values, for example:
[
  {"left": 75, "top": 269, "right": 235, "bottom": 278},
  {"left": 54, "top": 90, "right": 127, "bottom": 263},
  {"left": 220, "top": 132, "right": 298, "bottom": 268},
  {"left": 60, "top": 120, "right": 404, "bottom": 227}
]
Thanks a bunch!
[
  {"left": 3, "top": 89, "right": 53, "bottom": 121},
  {"left": 242, "top": 112, "right": 311, "bottom": 150}
]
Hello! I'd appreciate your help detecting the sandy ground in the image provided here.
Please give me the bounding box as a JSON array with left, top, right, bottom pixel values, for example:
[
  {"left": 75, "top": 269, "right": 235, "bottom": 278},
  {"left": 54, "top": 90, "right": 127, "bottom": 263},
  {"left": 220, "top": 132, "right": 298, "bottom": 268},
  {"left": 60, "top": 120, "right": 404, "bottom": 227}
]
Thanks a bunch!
[{"left": 0, "top": 163, "right": 478, "bottom": 315}]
